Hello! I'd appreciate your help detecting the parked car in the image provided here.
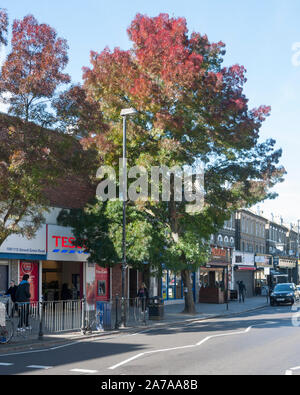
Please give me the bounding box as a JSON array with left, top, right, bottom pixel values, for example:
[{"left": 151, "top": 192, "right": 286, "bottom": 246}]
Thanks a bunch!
[{"left": 270, "top": 283, "right": 300, "bottom": 306}]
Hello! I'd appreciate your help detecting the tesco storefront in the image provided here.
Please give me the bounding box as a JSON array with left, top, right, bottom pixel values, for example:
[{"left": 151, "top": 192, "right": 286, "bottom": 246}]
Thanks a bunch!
[{"left": 0, "top": 224, "right": 110, "bottom": 305}]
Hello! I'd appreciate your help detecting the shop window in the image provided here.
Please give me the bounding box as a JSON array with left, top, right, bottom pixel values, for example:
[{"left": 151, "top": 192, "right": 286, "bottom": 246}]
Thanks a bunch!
[
  {"left": 162, "top": 271, "right": 168, "bottom": 300},
  {"left": 168, "top": 272, "right": 175, "bottom": 299}
]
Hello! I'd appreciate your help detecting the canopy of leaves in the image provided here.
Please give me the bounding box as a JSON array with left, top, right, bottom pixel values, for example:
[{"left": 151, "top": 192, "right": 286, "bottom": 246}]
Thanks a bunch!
[
  {"left": 0, "top": 9, "right": 8, "bottom": 46},
  {"left": 0, "top": 113, "right": 97, "bottom": 245},
  {"left": 57, "top": 14, "right": 285, "bottom": 308},
  {"left": 0, "top": 14, "right": 70, "bottom": 125}
]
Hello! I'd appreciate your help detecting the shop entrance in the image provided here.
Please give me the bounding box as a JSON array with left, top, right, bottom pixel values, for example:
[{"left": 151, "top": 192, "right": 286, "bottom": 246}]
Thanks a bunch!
[{"left": 42, "top": 261, "right": 83, "bottom": 301}]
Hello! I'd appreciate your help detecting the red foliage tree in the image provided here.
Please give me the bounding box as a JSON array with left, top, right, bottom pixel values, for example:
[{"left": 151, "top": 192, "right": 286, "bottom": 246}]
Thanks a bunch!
[
  {"left": 0, "top": 14, "right": 70, "bottom": 125},
  {"left": 0, "top": 8, "right": 8, "bottom": 46},
  {"left": 64, "top": 13, "right": 285, "bottom": 313}
]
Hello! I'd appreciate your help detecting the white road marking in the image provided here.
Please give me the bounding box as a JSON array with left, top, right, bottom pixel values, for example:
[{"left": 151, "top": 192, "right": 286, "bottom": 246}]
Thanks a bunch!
[
  {"left": 27, "top": 365, "right": 52, "bottom": 370},
  {"left": 0, "top": 342, "right": 80, "bottom": 358},
  {"left": 109, "top": 325, "right": 256, "bottom": 370},
  {"left": 285, "top": 365, "right": 300, "bottom": 375},
  {"left": 290, "top": 365, "right": 300, "bottom": 371},
  {"left": 70, "top": 369, "right": 98, "bottom": 374},
  {"left": 0, "top": 362, "right": 13, "bottom": 366}
]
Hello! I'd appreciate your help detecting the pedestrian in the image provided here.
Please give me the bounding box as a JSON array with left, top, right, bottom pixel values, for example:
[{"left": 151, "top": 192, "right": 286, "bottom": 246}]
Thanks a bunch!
[
  {"left": 137, "top": 282, "right": 149, "bottom": 312},
  {"left": 15, "top": 274, "right": 31, "bottom": 331},
  {"left": 5, "top": 280, "right": 18, "bottom": 303},
  {"left": 5, "top": 280, "right": 18, "bottom": 317},
  {"left": 237, "top": 280, "right": 246, "bottom": 303}
]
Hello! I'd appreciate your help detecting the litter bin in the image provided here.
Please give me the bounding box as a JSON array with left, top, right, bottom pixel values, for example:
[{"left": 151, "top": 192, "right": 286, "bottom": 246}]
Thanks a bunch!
[
  {"left": 148, "top": 297, "right": 164, "bottom": 320},
  {"left": 96, "top": 301, "right": 112, "bottom": 330}
]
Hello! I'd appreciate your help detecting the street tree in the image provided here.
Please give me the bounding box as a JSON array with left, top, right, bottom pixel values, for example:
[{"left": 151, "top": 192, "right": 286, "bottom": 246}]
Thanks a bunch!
[
  {"left": 0, "top": 112, "right": 96, "bottom": 246},
  {"left": 58, "top": 13, "right": 285, "bottom": 313},
  {"left": 0, "top": 13, "right": 97, "bottom": 246},
  {"left": 0, "top": 14, "right": 70, "bottom": 126},
  {"left": 0, "top": 9, "right": 8, "bottom": 46}
]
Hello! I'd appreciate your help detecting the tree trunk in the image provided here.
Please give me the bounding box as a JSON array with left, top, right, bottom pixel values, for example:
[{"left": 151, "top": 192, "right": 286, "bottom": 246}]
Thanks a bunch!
[{"left": 181, "top": 269, "right": 196, "bottom": 314}]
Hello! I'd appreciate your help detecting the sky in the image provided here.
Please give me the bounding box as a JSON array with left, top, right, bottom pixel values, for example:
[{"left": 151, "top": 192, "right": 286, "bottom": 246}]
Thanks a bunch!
[{"left": 0, "top": 0, "right": 299, "bottom": 226}]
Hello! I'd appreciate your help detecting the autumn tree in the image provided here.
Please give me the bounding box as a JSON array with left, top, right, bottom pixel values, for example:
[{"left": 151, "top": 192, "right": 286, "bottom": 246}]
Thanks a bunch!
[
  {"left": 0, "top": 14, "right": 97, "bottom": 246},
  {"left": 0, "top": 9, "right": 8, "bottom": 46},
  {"left": 0, "top": 14, "right": 70, "bottom": 126},
  {"left": 58, "top": 13, "right": 285, "bottom": 313},
  {"left": 0, "top": 112, "right": 97, "bottom": 246}
]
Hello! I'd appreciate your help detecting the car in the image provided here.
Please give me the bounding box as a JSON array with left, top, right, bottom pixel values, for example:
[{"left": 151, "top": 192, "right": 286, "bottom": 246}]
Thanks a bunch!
[{"left": 270, "top": 283, "right": 300, "bottom": 306}]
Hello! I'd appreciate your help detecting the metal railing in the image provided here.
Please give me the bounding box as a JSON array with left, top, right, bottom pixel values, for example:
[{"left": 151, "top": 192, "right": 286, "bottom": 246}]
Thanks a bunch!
[{"left": 0, "top": 296, "right": 150, "bottom": 342}]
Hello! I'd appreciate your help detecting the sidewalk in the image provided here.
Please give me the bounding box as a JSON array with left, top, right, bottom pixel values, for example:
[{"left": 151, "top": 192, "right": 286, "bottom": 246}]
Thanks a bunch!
[{"left": 0, "top": 296, "right": 269, "bottom": 353}]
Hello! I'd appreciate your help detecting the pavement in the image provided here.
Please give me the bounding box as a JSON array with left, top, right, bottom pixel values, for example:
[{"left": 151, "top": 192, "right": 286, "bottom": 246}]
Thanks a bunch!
[{"left": 0, "top": 296, "right": 269, "bottom": 354}]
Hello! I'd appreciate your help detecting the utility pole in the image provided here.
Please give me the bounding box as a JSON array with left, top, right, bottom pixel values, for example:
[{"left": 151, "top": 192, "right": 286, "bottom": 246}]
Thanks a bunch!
[{"left": 119, "top": 108, "right": 137, "bottom": 328}]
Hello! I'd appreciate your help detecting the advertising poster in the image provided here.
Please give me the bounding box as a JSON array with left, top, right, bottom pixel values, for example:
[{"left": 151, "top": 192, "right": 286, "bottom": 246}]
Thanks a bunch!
[
  {"left": 95, "top": 266, "right": 109, "bottom": 301},
  {"left": 86, "top": 263, "right": 96, "bottom": 309},
  {"left": 19, "top": 261, "right": 39, "bottom": 302}
]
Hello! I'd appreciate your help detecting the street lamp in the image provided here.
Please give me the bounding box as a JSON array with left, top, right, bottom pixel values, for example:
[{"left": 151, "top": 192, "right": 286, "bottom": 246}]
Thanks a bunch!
[{"left": 119, "top": 107, "right": 137, "bottom": 328}]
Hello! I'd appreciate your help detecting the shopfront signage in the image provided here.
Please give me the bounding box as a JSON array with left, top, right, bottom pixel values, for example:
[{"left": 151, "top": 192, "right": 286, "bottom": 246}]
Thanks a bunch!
[
  {"left": 232, "top": 251, "right": 254, "bottom": 267},
  {"left": 209, "top": 247, "right": 231, "bottom": 266},
  {"left": 278, "top": 258, "right": 296, "bottom": 269},
  {"left": 47, "top": 225, "right": 89, "bottom": 262},
  {"left": 0, "top": 224, "right": 46, "bottom": 255},
  {"left": 255, "top": 254, "right": 272, "bottom": 268}
]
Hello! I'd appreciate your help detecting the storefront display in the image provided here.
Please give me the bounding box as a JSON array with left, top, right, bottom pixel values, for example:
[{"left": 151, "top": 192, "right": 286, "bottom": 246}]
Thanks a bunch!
[
  {"left": 199, "top": 247, "right": 231, "bottom": 304},
  {"left": 254, "top": 254, "right": 273, "bottom": 294},
  {"left": 161, "top": 270, "right": 194, "bottom": 301},
  {"left": 232, "top": 251, "right": 255, "bottom": 296}
]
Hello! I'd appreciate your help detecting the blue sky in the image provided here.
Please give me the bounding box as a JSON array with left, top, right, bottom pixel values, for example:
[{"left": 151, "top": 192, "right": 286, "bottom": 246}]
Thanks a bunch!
[{"left": 0, "top": 0, "right": 299, "bottom": 225}]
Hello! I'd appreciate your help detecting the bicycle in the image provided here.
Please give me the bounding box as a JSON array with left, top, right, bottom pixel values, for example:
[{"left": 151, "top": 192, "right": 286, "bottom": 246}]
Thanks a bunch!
[
  {"left": 81, "top": 310, "right": 103, "bottom": 334},
  {"left": 0, "top": 296, "right": 14, "bottom": 344}
]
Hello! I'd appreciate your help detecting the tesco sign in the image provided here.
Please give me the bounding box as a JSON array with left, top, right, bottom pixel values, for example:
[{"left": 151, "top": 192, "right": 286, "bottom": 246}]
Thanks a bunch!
[{"left": 47, "top": 225, "right": 89, "bottom": 261}]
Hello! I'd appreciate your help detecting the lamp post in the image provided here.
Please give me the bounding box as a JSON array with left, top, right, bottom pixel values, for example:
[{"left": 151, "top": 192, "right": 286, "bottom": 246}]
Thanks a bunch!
[{"left": 119, "top": 108, "right": 137, "bottom": 328}]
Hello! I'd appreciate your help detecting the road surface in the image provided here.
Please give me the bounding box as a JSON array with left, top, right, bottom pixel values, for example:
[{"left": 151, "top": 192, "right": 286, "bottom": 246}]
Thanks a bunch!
[{"left": 1, "top": 304, "right": 300, "bottom": 376}]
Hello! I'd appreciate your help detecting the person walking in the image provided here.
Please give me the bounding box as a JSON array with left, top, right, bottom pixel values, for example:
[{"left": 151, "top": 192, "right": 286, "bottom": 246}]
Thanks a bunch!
[
  {"left": 15, "top": 275, "right": 31, "bottom": 331},
  {"left": 237, "top": 280, "right": 246, "bottom": 303},
  {"left": 5, "top": 280, "right": 18, "bottom": 303},
  {"left": 137, "top": 282, "right": 149, "bottom": 312},
  {"left": 5, "top": 280, "right": 18, "bottom": 317}
]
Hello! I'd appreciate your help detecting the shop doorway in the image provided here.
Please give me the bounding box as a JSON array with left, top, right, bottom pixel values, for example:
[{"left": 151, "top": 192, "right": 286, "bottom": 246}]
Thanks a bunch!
[
  {"left": 129, "top": 269, "right": 138, "bottom": 299},
  {"left": 42, "top": 261, "right": 83, "bottom": 301}
]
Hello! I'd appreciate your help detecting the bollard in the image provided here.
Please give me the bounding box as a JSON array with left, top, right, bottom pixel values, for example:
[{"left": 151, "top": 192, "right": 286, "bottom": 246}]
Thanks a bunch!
[
  {"left": 115, "top": 294, "right": 119, "bottom": 330},
  {"left": 81, "top": 296, "right": 87, "bottom": 335},
  {"left": 143, "top": 295, "right": 147, "bottom": 326},
  {"left": 38, "top": 300, "right": 44, "bottom": 339}
]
